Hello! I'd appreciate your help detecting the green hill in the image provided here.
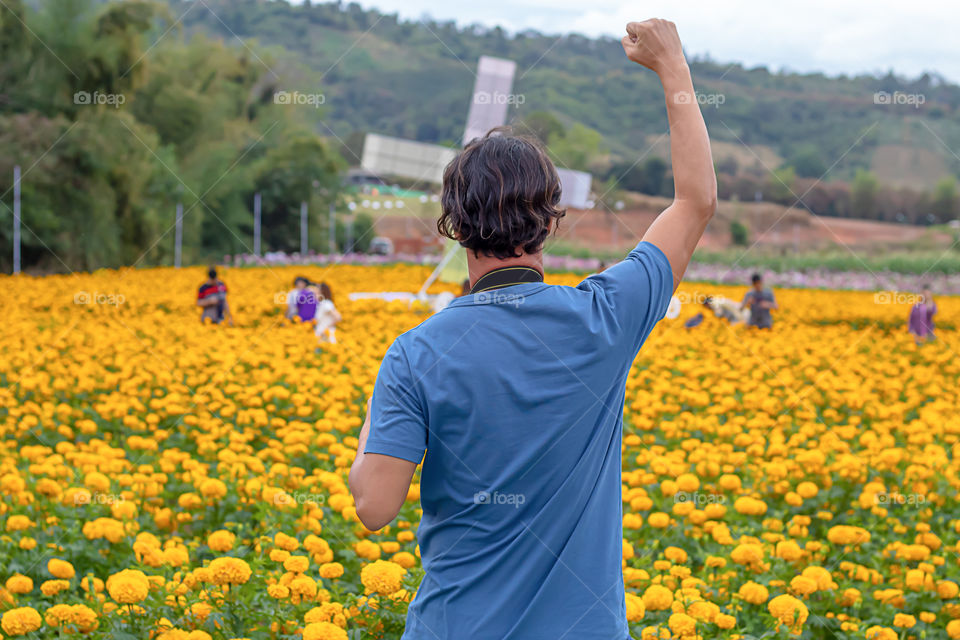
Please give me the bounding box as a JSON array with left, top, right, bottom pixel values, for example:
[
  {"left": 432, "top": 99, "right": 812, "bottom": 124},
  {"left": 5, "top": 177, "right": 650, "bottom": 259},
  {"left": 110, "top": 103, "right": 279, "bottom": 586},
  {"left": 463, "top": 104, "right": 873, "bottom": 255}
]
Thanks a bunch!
[{"left": 175, "top": 0, "right": 960, "bottom": 192}]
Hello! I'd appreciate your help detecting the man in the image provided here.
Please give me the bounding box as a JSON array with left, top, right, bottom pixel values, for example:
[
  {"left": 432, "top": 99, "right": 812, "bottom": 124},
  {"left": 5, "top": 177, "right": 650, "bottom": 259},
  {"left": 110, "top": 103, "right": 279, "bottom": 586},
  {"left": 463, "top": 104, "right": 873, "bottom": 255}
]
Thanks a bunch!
[
  {"left": 196, "top": 267, "right": 232, "bottom": 325},
  {"left": 349, "top": 19, "right": 715, "bottom": 639},
  {"left": 741, "top": 273, "right": 778, "bottom": 329}
]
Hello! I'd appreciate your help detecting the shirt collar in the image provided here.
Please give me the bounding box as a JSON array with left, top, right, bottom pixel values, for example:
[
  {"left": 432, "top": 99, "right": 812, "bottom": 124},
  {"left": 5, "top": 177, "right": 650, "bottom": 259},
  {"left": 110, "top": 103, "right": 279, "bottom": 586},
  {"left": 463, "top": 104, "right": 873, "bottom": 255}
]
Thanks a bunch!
[{"left": 470, "top": 265, "right": 544, "bottom": 294}]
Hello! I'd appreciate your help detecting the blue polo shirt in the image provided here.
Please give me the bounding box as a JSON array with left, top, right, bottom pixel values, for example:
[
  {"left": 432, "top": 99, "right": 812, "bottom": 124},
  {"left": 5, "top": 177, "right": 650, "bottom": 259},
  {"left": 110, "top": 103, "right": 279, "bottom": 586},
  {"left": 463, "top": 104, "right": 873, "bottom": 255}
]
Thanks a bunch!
[{"left": 366, "top": 242, "right": 673, "bottom": 640}]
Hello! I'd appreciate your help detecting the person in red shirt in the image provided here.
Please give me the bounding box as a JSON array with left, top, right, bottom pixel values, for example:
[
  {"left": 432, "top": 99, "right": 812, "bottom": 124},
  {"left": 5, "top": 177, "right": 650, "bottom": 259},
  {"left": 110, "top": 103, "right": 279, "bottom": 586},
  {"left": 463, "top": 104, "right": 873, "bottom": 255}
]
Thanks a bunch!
[{"left": 197, "top": 267, "right": 233, "bottom": 325}]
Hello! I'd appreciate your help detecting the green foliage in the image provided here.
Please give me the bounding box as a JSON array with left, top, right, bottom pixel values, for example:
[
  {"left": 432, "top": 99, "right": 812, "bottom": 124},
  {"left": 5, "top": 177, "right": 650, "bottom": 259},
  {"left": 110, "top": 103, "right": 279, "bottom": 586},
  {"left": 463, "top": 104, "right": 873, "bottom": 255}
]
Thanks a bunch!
[
  {"left": 931, "top": 177, "right": 958, "bottom": 221},
  {"left": 730, "top": 220, "right": 750, "bottom": 246},
  {"left": 786, "top": 144, "right": 827, "bottom": 179},
  {"left": 0, "top": 0, "right": 345, "bottom": 272},
  {"left": 766, "top": 166, "right": 796, "bottom": 203},
  {"left": 337, "top": 212, "right": 375, "bottom": 253},
  {"left": 850, "top": 169, "right": 879, "bottom": 219},
  {"left": 546, "top": 123, "right": 607, "bottom": 173}
]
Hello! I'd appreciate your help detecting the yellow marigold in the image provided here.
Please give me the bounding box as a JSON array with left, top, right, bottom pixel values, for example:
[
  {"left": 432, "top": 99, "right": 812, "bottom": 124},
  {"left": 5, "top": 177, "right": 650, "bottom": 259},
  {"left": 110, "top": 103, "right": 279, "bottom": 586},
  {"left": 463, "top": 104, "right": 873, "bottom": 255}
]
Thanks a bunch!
[
  {"left": 938, "top": 580, "right": 960, "bottom": 599},
  {"left": 893, "top": 614, "right": 916, "bottom": 628},
  {"left": 267, "top": 584, "right": 290, "bottom": 599},
  {"left": 354, "top": 539, "right": 381, "bottom": 560},
  {"left": 768, "top": 594, "right": 808, "bottom": 632},
  {"left": 731, "top": 543, "right": 764, "bottom": 566},
  {"left": 865, "top": 626, "right": 898, "bottom": 640},
  {"left": 40, "top": 579, "right": 71, "bottom": 596},
  {"left": 796, "top": 482, "right": 818, "bottom": 499},
  {"left": 199, "top": 478, "right": 227, "bottom": 499},
  {"left": 668, "top": 612, "right": 697, "bottom": 636},
  {"left": 664, "top": 547, "right": 688, "bottom": 564},
  {"left": 625, "top": 592, "right": 645, "bottom": 622},
  {"left": 789, "top": 575, "right": 818, "bottom": 596},
  {"left": 801, "top": 566, "right": 836, "bottom": 590},
  {"left": 648, "top": 512, "right": 670, "bottom": 528},
  {"left": 5, "top": 515, "right": 33, "bottom": 532},
  {"left": 270, "top": 549, "right": 291, "bottom": 562},
  {"left": 319, "top": 563, "right": 345, "bottom": 579},
  {"left": 274, "top": 532, "right": 300, "bottom": 551},
  {"left": 1, "top": 607, "right": 43, "bottom": 635},
  {"left": 826, "top": 525, "right": 870, "bottom": 546},
  {"left": 676, "top": 474, "right": 700, "bottom": 492},
  {"left": 775, "top": 540, "right": 803, "bottom": 562},
  {"left": 48, "top": 558, "right": 75, "bottom": 579},
  {"left": 290, "top": 575, "right": 318, "bottom": 598},
  {"left": 642, "top": 584, "right": 674, "bottom": 611},
  {"left": 360, "top": 560, "right": 406, "bottom": 596},
  {"left": 302, "top": 621, "right": 348, "bottom": 640},
  {"left": 44, "top": 603, "right": 98, "bottom": 632},
  {"left": 738, "top": 581, "right": 769, "bottom": 605},
  {"left": 283, "top": 555, "right": 310, "bottom": 573},
  {"left": 5, "top": 574, "right": 33, "bottom": 594},
  {"left": 305, "top": 602, "right": 347, "bottom": 626},
  {"left": 716, "top": 613, "right": 736, "bottom": 629},
  {"left": 947, "top": 620, "right": 960, "bottom": 639},
  {"left": 209, "top": 558, "right": 252, "bottom": 586},
  {"left": 207, "top": 530, "right": 235, "bottom": 552},
  {"left": 107, "top": 569, "right": 151, "bottom": 604}
]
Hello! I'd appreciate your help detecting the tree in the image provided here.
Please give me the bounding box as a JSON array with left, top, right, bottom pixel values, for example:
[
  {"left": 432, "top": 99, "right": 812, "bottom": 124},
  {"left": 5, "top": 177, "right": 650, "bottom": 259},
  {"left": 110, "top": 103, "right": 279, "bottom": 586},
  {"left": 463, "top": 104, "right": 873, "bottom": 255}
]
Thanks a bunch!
[
  {"left": 548, "top": 123, "right": 606, "bottom": 173},
  {"left": 516, "top": 110, "right": 564, "bottom": 145},
  {"left": 930, "top": 177, "right": 958, "bottom": 222},
  {"left": 850, "top": 170, "right": 879, "bottom": 219},
  {"left": 766, "top": 167, "right": 796, "bottom": 204},
  {"left": 730, "top": 220, "right": 749, "bottom": 246},
  {"left": 787, "top": 144, "right": 826, "bottom": 178}
]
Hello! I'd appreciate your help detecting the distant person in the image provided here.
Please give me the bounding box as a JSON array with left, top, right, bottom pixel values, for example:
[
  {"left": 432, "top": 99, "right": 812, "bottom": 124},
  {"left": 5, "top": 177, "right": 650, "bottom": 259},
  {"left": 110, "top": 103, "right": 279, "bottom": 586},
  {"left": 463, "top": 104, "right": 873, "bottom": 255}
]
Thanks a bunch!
[
  {"left": 286, "top": 276, "right": 318, "bottom": 322},
  {"left": 908, "top": 285, "right": 937, "bottom": 344},
  {"left": 741, "top": 273, "right": 777, "bottom": 329},
  {"left": 314, "top": 282, "right": 342, "bottom": 344},
  {"left": 197, "top": 267, "right": 232, "bottom": 325}
]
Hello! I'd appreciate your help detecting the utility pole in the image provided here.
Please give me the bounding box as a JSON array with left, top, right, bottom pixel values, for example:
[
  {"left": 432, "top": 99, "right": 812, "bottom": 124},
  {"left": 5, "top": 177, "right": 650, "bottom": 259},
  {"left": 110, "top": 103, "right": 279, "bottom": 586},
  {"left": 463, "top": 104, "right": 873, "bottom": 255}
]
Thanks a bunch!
[
  {"left": 174, "top": 202, "right": 183, "bottom": 268},
  {"left": 12, "top": 165, "right": 20, "bottom": 274},
  {"left": 253, "top": 192, "right": 262, "bottom": 256}
]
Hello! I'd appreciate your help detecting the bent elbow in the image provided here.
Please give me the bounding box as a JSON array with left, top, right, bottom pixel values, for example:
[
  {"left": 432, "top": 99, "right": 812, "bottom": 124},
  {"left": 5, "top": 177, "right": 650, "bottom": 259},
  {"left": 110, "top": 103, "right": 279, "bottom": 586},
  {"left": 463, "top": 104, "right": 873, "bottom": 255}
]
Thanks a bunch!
[
  {"left": 699, "top": 193, "right": 718, "bottom": 219},
  {"left": 354, "top": 497, "right": 391, "bottom": 531}
]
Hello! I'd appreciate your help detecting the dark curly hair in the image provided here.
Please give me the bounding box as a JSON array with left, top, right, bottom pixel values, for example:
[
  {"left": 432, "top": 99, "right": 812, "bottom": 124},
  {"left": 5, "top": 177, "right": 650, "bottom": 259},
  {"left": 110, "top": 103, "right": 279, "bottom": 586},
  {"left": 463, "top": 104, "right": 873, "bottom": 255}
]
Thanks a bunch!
[{"left": 438, "top": 127, "right": 565, "bottom": 259}]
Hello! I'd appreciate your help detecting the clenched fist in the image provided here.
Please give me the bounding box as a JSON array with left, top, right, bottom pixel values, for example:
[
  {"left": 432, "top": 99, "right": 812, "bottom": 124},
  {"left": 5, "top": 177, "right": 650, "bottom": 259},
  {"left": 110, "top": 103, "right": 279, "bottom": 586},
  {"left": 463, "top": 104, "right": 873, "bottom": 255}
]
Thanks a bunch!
[{"left": 621, "top": 19, "right": 685, "bottom": 75}]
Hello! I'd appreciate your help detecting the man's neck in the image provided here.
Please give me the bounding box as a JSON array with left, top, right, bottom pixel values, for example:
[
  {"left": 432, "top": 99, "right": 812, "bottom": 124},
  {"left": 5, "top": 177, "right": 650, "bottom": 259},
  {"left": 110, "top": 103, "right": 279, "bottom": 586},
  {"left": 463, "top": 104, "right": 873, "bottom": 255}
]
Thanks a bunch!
[{"left": 467, "top": 250, "right": 544, "bottom": 288}]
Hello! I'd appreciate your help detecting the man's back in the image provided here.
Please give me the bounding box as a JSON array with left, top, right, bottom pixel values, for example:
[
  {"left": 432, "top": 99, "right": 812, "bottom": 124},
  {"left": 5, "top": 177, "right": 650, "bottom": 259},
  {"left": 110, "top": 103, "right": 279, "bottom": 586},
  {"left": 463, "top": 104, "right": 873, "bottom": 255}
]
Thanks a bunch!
[{"left": 366, "top": 243, "right": 672, "bottom": 639}]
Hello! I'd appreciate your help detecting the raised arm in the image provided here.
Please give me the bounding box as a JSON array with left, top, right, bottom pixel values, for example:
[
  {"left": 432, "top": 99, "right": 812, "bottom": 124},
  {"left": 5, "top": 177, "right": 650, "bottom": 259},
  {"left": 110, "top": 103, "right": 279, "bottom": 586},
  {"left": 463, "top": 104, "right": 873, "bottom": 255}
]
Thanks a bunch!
[{"left": 622, "top": 19, "right": 717, "bottom": 291}]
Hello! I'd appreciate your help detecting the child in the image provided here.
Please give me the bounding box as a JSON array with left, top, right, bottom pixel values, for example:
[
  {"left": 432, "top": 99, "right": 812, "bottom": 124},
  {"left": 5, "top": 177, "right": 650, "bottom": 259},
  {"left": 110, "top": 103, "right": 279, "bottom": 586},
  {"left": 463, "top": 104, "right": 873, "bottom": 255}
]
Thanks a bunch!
[
  {"left": 908, "top": 286, "right": 937, "bottom": 345},
  {"left": 313, "top": 282, "right": 342, "bottom": 344}
]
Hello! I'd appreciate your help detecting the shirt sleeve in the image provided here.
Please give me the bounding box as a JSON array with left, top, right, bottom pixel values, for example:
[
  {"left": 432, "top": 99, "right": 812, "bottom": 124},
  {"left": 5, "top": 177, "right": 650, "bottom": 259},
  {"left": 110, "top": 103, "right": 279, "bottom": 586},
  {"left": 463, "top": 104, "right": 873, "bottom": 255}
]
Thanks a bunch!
[
  {"left": 364, "top": 340, "right": 427, "bottom": 464},
  {"left": 578, "top": 241, "right": 674, "bottom": 353}
]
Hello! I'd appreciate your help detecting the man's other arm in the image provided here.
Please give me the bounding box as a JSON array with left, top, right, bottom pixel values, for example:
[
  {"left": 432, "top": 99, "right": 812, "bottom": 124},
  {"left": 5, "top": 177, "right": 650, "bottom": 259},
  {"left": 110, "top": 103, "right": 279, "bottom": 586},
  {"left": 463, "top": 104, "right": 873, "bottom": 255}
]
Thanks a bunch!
[
  {"left": 622, "top": 20, "right": 716, "bottom": 291},
  {"left": 349, "top": 400, "right": 417, "bottom": 531}
]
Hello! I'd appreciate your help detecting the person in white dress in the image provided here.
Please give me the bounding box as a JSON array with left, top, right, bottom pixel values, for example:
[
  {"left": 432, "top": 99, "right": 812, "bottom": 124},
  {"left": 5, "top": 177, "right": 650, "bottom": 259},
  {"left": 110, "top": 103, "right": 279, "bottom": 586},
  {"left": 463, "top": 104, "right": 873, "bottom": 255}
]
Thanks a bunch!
[{"left": 312, "top": 282, "right": 342, "bottom": 344}]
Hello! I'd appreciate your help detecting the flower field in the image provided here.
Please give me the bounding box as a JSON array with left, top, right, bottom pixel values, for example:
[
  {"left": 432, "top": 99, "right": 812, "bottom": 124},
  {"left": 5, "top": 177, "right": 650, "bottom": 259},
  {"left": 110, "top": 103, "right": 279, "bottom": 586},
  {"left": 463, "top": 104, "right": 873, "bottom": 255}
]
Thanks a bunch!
[{"left": 1, "top": 264, "right": 959, "bottom": 640}]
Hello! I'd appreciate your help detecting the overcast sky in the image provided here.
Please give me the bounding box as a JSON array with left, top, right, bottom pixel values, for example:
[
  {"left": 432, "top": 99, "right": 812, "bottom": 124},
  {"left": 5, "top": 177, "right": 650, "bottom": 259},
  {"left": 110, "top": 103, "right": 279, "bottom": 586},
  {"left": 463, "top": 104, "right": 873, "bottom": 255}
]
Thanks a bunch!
[{"left": 355, "top": 0, "right": 959, "bottom": 82}]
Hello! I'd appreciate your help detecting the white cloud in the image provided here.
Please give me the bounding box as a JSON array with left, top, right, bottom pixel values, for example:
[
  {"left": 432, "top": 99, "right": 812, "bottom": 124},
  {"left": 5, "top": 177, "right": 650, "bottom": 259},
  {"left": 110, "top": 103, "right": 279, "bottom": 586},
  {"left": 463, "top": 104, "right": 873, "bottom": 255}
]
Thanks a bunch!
[{"left": 353, "top": 0, "right": 960, "bottom": 81}]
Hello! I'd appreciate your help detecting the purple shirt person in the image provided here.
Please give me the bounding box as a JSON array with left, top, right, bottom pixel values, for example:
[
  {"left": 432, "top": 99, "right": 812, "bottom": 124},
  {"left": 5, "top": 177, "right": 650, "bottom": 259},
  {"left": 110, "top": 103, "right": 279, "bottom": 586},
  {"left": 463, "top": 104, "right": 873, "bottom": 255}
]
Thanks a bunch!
[
  {"left": 286, "top": 277, "right": 318, "bottom": 322},
  {"left": 908, "top": 287, "right": 936, "bottom": 343}
]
